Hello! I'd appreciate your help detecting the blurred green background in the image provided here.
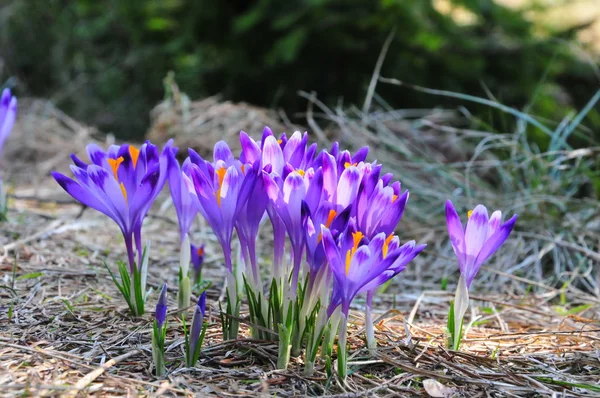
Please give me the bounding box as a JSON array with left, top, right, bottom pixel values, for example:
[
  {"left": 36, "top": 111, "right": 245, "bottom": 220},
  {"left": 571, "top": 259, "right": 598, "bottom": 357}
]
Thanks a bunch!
[{"left": 1, "top": 0, "right": 599, "bottom": 142}]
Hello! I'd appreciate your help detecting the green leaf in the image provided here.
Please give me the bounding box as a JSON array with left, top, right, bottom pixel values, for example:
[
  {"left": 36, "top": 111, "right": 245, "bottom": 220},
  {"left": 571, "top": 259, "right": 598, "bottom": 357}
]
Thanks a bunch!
[{"left": 16, "top": 272, "right": 43, "bottom": 280}]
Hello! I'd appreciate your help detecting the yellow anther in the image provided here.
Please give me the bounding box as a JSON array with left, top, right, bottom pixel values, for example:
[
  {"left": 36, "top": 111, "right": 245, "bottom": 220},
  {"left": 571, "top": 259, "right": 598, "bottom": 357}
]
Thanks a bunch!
[
  {"left": 467, "top": 210, "right": 473, "bottom": 219},
  {"left": 344, "top": 162, "right": 358, "bottom": 168},
  {"left": 345, "top": 231, "right": 364, "bottom": 275},
  {"left": 317, "top": 210, "right": 338, "bottom": 243},
  {"left": 296, "top": 169, "right": 305, "bottom": 177},
  {"left": 215, "top": 167, "right": 227, "bottom": 207},
  {"left": 129, "top": 146, "right": 140, "bottom": 168},
  {"left": 383, "top": 234, "right": 394, "bottom": 258},
  {"left": 119, "top": 182, "right": 128, "bottom": 202},
  {"left": 108, "top": 157, "right": 124, "bottom": 180}
]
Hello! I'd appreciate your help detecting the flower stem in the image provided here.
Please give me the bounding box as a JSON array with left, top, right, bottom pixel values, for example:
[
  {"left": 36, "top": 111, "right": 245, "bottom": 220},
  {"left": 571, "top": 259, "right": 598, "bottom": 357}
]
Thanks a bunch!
[
  {"left": 337, "top": 314, "right": 349, "bottom": 380},
  {"left": 365, "top": 290, "right": 375, "bottom": 354}
]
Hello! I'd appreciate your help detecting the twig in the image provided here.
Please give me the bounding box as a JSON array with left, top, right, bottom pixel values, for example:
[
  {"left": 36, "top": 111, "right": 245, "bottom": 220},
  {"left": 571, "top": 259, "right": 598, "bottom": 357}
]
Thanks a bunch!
[{"left": 362, "top": 28, "right": 396, "bottom": 117}]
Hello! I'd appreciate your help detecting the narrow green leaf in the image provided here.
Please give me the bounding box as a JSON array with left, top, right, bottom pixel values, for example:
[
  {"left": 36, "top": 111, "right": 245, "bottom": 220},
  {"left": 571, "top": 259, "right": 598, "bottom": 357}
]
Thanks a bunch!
[{"left": 16, "top": 272, "right": 43, "bottom": 280}]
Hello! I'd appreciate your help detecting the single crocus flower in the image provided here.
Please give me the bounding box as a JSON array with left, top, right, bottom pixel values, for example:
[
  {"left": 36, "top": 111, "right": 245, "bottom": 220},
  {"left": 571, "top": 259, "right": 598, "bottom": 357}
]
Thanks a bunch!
[
  {"left": 189, "top": 142, "right": 258, "bottom": 340},
  {"left": 189, "top": 143, "right": 258, "bottom": 273},
  {"left": 187, "top": 291, "right": 207, "bottom": 367},
  {"left": 52, "top": 141, "right": 171, "bottom": 271},
  {"left": 445, "top": 200, "right": 517, "bottom": 350},
  {"left": 321, "top": 225, "right": 425, "bottom": 378},
  {"left": 445, "top": 200, "right": 518, "bottom": 289},
  {"left": 362, "top": 237, "right": 425, "bottom": 351},
  {"left": 53, "top": 141, "right": 170, "bottom": 316}
]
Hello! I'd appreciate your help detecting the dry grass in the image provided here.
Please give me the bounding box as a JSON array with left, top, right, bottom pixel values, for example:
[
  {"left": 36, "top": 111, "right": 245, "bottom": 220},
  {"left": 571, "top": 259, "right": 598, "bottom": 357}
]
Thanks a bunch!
[{"left": 1, "top": 93, "right": 600, "bottom": 397}]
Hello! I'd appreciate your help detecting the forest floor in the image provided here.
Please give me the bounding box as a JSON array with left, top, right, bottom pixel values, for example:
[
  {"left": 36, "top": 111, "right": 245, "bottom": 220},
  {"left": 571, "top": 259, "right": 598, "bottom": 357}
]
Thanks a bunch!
[{"left": 1, "top": 97, "right": 599, "bottom": 397}]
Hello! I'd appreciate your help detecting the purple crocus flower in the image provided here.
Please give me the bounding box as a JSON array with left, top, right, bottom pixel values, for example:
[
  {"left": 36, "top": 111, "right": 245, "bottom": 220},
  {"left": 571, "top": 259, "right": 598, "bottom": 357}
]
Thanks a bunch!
[
  {"left": 322, "top": 226, "right": 424, "bottom": 317},
  {"left": 0, "top": 88, "right": 17, "bottom": 155},
  {"left": 354, "top": 163, "right": 409, "bottom": 239},
  {"left": 235, "top": 173, "right": 268, "bottom": 285},
  {"left": 155, "top": 283, "right": 168, "bottom": 329},
  {"left": 240, "top": 128, "right": 316, "bottom": 172},
  {"left": 445, "top": 200, "right": 518, "bottom": 288},
  {"left": 167, "top": 147, "right": 198, "bottom": 242},
  {"left": 303, "top": 152, "right": 362, "bottom": 278},
  {"left": 263, "top": 166, "right": 315, "bottom": 290},
  {"left": 189, "top": 291, "right": 207, "bottom": 361},
  {"left": 188, "top": 142, "right": 258, "bottom": 273},
  {"left": 321, "top": 224, "right": 424, "bottom": 377},
  {"left": 52, "top": 141, "right": 171, "bottom": 271}
]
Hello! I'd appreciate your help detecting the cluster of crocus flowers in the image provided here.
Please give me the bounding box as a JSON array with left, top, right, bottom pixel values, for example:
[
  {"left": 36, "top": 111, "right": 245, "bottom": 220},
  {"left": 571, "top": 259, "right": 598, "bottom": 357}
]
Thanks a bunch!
[
  {"left": 52, "top": 141, "right": 171, "bottom": 315},
  {"left": 445, "top": 200, "right": 517, "bottom": 350},
  {"left": 52, "top": 125, "right": 520, "bottom": 381},
  {"left": 0, "top": 88, "right": 17, "bottom": 221},
  {"left": 168, "top": 128, "right": 427, "bottom": 375}
]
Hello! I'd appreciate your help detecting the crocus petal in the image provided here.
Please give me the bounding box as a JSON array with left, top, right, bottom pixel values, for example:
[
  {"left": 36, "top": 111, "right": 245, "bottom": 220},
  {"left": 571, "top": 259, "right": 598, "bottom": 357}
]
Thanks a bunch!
[
  {"left": 472, "top": 214, "right": 518, "bottom": 283},
  {"left": 445, "top": 200, "right": 466, "bottom": 265},
  {"left": 464, "top": 204, "right": 489, "bottom": 259},
  {"left": 321, "top": 152, "right": 337, "bottom": 201},
  {"left": 213, "top": 141, "right": 234, "bottom": 164},
  {"left": 487, "top": 210, "right": 502, "bottom": 239},
  {"left": 262, "top": 171, "right": 281, "bottom": 201},
  {"left": 262, "top": 135, "right": 285, "bottom": 175},
  {"left": 70, "top": 154, "right": 89, "bottom": 170},
  {"left": 321, "top": 226, "right": 346, "bottom": 285},
  {"left": 239, "top": 131, "right": 261, "bottom": 165},
  {"left": 0, "top": 95, "right": 17, "bottom": 149},
  {"left": 52, "top": 172, "right": 113, "bottom": 218},
  {"left": 336, "top": 166, "right": 361, "bottom": 208},
  {"left": 351, "top": 147, "right": 369, "bottom": 164}
]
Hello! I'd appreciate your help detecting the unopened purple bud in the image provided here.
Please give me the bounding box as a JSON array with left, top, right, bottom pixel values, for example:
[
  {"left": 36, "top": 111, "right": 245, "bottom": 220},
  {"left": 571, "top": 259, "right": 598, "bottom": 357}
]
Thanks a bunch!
[
  {"left": 155, "top": 283, "right": 168, "bottom": 328},
  {"left": 189, "top": 291, "right": 207, "bottom": 359}
]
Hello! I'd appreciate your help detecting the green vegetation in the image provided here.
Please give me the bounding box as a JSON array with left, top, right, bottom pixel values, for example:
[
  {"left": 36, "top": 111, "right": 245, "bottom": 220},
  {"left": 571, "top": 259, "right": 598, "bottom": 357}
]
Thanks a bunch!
[{"left": 2, "top": 0, "right": 598, "bottom": 140}]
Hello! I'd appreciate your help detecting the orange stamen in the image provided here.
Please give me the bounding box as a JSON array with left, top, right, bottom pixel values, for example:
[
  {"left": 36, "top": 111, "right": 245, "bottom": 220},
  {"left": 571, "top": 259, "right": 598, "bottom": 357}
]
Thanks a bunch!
[
  {"left": 108, "top": 157, "right": 124, "bottom": 180},
  {"left": 392, "top": 194, "right": 398, "bottom": 203},
  {"left": 215, "top": 167, "right": 227, "bottom": 207},
  {"left": 345, "top": 231, "right": 364, "bottom": 275},
  {"left": 296, "top": 169, "right": 305, "bottom": 177},
  {"left": 277, "top": 139, "right": 283, "bottom": 145},
  {"left": 325, "top": 209, "right": 337, "bottom": 228},
  {"left": 119, "top": 182, "right": 128, "bottom": 202},
  {"left": 467, "top": 210, "right": 473, "bottom": 219},
  {"left": 197, "top": 247, "right": 204, "bottom": 256},
  {"left": 344, "top": 162, "right": 357, "bottom": 168},
  {"left": 317, "top": 210, "right": 338, "bottom": 243},
  {"left": 383, "top": 234, "right": 394, "bottom": 258},
  {"left": 129, "top": 146, "right": 140, "bottom": 168}
]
